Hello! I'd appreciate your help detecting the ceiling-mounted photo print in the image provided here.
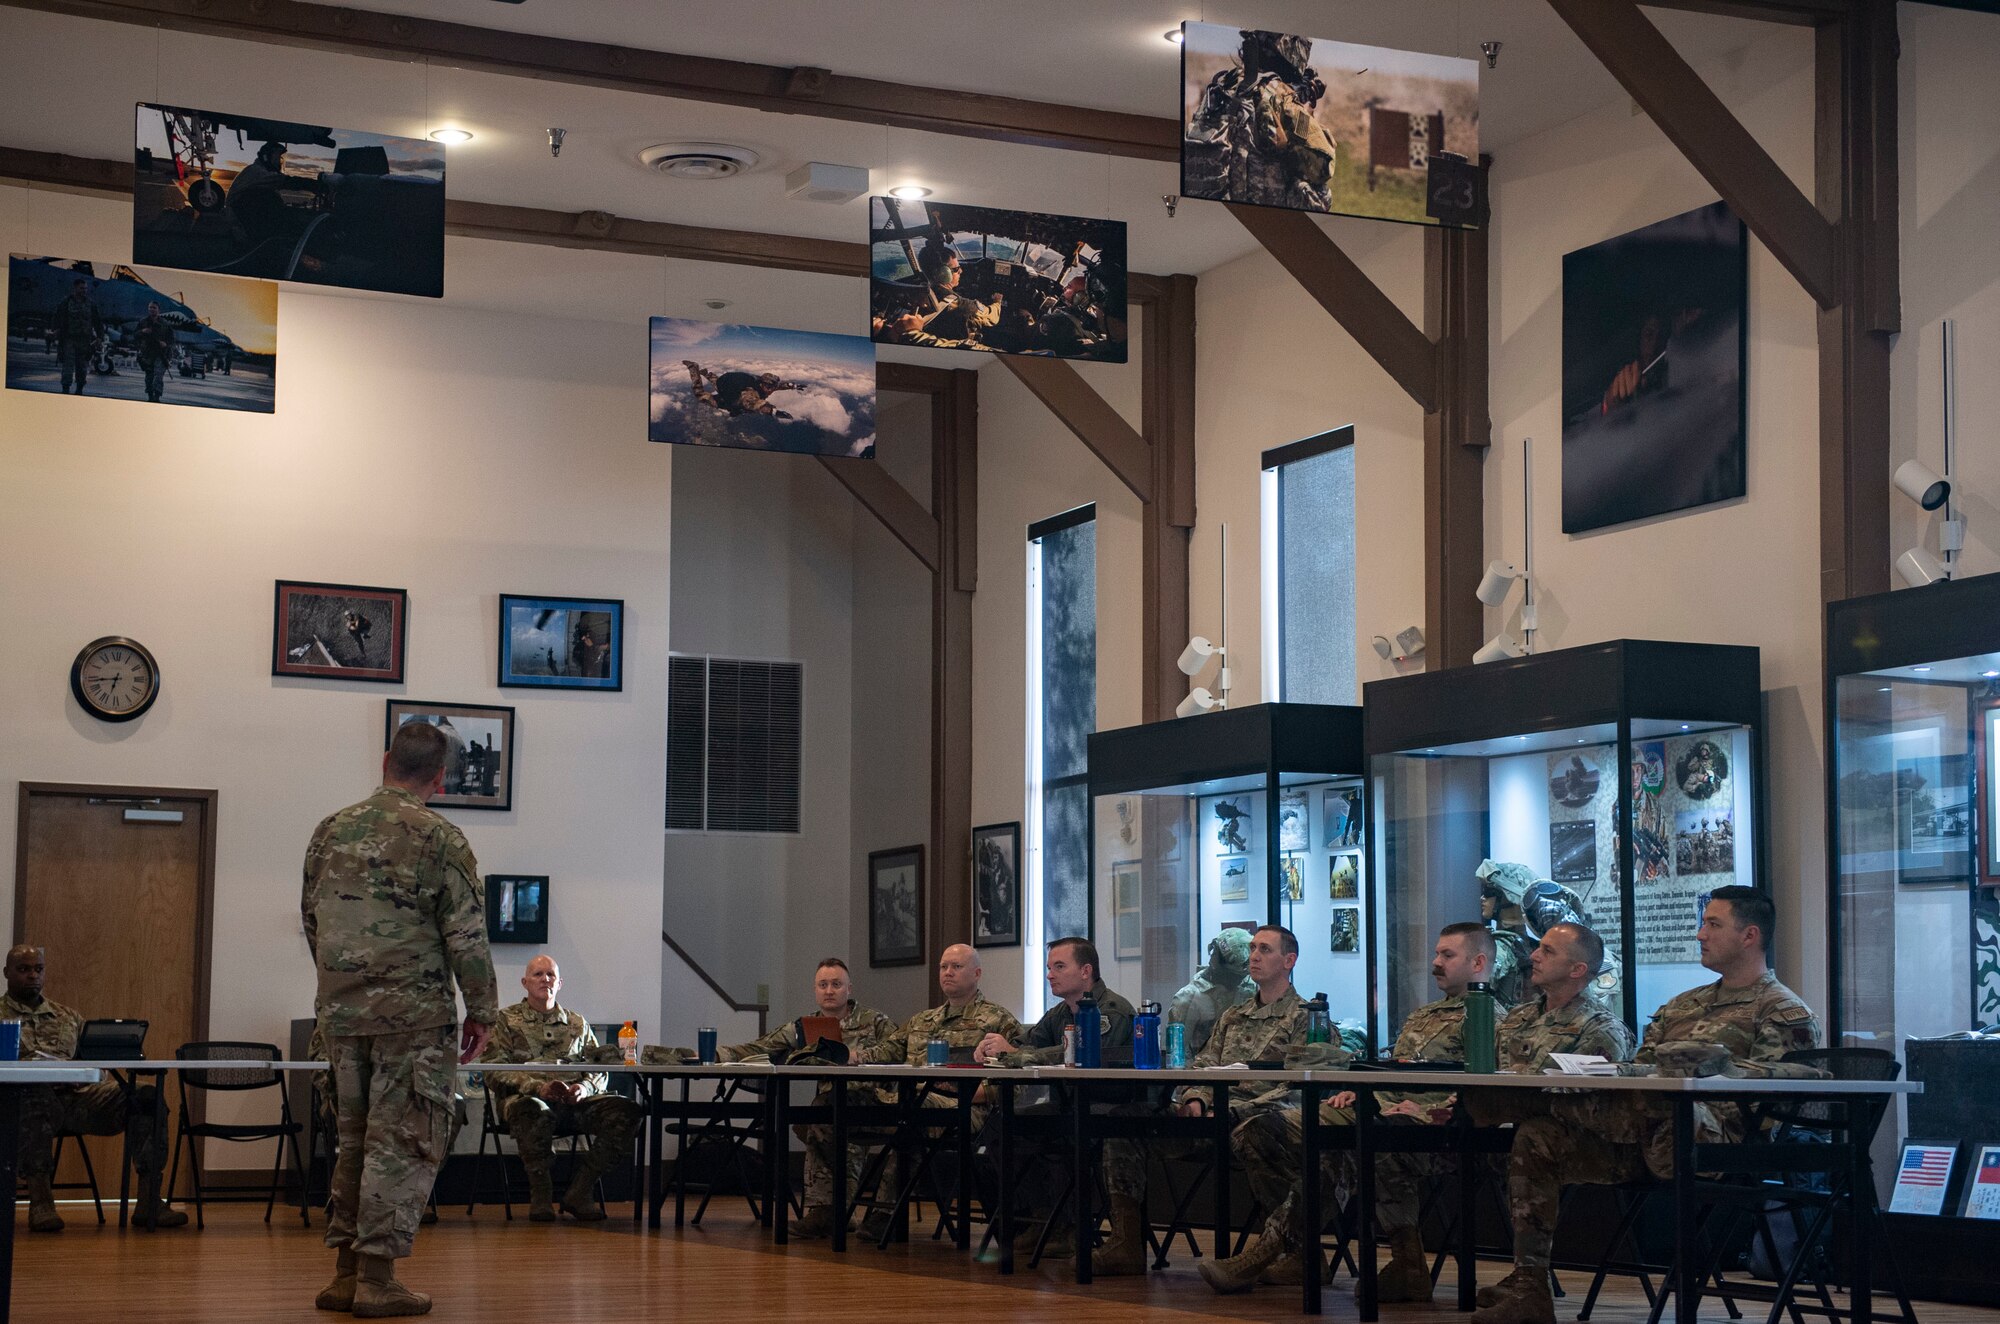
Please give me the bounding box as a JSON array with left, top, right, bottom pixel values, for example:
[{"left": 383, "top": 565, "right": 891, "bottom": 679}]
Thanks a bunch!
[
  {"left": 868, "top": 196, "right": 1128, "bottom": 362},
  {"left": 1561, "top": 201, "right": 1748, "bottom": 534},
  {"left": 8, "top": 254, "right": 276, "bottom": 411},
  {"left": 133, "top": 103, "right": 446, "bottom": 298},
  {"left": 1179, "top": 23, "right": 1481, "bottom": 227},
  {"left": 649, "top": 317, "right": 876, "bottom": 457}
]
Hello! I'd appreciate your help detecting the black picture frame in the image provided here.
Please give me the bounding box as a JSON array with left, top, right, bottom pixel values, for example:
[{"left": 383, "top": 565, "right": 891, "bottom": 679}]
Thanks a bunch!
[
  {"left": 385, "top": 700, "right": 516, "bottom": 812},
  {"left": 868, "top": 845, "right": 925, "bottom": 968},
  {"left": 486, "top": 874, "right": 549, "bottom": 944},
  {"left": 971, "top": 821, "right": 1021, "bottom": 949},
  {"left": 497, "top": 594, "right": 625, "bottom": 691},
  {"left": 273, "top": 580, "right": 408, "bottom": 682}
]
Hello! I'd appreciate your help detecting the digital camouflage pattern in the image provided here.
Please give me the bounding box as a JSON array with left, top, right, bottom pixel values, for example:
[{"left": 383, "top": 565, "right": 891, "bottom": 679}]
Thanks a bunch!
[
  {"left": 1, "top": 991, "right": 165, "bottom": 1181},
  {"left": 1003, "top": 981, "right": 1135, "bottom": 1066},
  {"left": 866, "top": 993, "right": 1021, "bottom": 1066},
  {"left": 720, "top": 1001, "right": 897, "bottom": 1063},
  {"left": 1498, "top": 989, "right": 1633, "bottom": 1073},
  {"left": 479, "top": 1000, "right": 608, "bottom": 1099},
  {"left": 302, "top": 785, "right": 500, "bottom": 1036},
  {"left": 1500, "top": 971, "right": 1820, "bottom": 1273},
  {"left": 325, "top": 1025, "right": 457, "bottom": 1259},
  {"left": 0, "top": 990, "right": 84, "bottom": 1059}
]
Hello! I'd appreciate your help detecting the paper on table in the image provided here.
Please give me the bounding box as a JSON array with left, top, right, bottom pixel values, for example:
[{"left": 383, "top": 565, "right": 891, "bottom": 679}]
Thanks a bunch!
[{"left": 1546, "top": 1053, "right": 1620, "bottom": 1076}]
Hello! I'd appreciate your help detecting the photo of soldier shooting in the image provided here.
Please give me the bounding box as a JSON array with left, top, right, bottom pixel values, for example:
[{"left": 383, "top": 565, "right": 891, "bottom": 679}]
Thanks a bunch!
[
  {"left": 1179, "top": 22, "right": 1480, "bottom": 226},
  {"left": 869, "top": 196, "right": 1128, "bottom": 362},
  {"left": 132, "top": 103, "right": 446, "bottom": 298}
]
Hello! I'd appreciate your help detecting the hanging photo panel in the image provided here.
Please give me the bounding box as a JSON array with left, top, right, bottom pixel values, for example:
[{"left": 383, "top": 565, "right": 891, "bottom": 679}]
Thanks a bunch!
[
  {"left": 1179, "top": 22, "right": 1481, "bottom": 227},
  {"left": 869, "top": 196, "right": 1127, "bottom": 362},
  {"left": 134, "top": 103, "right": 445, "bottom": 298},
  {"left": 9, "top": 254, "right": 276, "bottom": 411},
  {"left": 649, "top": 317, "right": 876, "bottom": 457}
]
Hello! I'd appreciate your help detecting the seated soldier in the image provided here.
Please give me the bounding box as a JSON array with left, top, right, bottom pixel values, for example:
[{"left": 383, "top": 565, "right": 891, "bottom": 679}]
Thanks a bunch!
[
  {"left": 477, "top": 955, "right": 643, "bottom": 1222},
  {"left": 4, "top": 944, "right": 186, "bottom": 1231}
]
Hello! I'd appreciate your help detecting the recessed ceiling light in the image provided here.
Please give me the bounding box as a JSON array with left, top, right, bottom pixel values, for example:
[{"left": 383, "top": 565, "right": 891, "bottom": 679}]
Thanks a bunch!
[
  {"left": 889, "top": 185, "right": 932, "bottom": 200},
  {"left": 1165, "top": 28, "right": 1185, "bottom": 44},
  {"left": 1878, "top": 686, "right": 1892, "bottom": 692},
  {"left": 640, "top": 142, "right": 760, "bottom": 180},
  {"left": 1913, "top": 666, "right": 1932, "bottom": 673},
  {"left": 1984, "top": 670, "right": 1999, "bottom": 679},
  {"left": 1680, "top": 724, "right": 1690, "bottom": 730},
  {"left": 429, "top": 128, "right": 473, "bottom": 145}
]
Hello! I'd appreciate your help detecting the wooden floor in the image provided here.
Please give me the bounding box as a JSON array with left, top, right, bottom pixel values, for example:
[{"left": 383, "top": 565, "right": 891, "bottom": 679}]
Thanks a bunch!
[{"left": 12, "top": 1200, "right": 1997, "bottom": 1324}]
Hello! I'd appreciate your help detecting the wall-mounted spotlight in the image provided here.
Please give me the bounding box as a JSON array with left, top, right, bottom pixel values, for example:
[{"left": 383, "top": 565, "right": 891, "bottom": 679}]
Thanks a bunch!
[
  {"left": 1372, "top": 626, "right": 1425, "bottom": 663},
  {"left": 1472, "top": 634, "right": 1526, "bottom": 665},
  {"left": 1475, "top": 437, "right": 1539, "bottom": 664},
  {"left": 1895, "top": 459, "right": 1949, "bottom": 511},
  {"left": 1476, "top": 560, "right": 1523, "bottom": 607},
  {"left": 1896, "top": 548, "right": 1948, "bottom": 587},
  {"left": 1895, "top": 320, "right": 1970, "bottom": 584},
  {"left": 1178, "top": 525, "right": 1232, "bottom": 718}
]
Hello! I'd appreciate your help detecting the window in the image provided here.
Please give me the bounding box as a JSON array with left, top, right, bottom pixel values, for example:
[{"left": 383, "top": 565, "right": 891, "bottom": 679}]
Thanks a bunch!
[
  {"left": 664, "top": 654, "right": 803, "bottom": 834},
  {"left": 1027, "top": 505, "right": 1096, "bottom": 999},
  {"left": 1261, "top": 427, "right": 1357, "bottom": 705}
]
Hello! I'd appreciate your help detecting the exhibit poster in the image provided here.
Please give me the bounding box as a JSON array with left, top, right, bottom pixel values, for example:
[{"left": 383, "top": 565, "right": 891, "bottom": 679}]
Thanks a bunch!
[
  {"left": 1328, "top": 853, "right": 1359, "bottom": 900},
  {"left": 1960, "top": 1145, "right": 2000, "bottom": 1220},
  {"left": 8, "top": 253, "right": 276, "bottom": 411},
  {"left": 1672, "top": 809, "right": 1735, "bottom": 876},
  {"left": 648, "top": 317, "right": 877, "bottom": 457},
  {"left": 133, "top": 103, "right": 445, "bottom": 298},
  {"left": 1278, "top": 787, "right": 1309, "bottom": 852},
  {"left": 1214, "top": 798, "right": 1254, "bottom": 854},
  {"left": 1331, "top": 907, "right": 1360, "bottom": 953},
  {"left": 1561, "top": 201, "right": 1747, "bottom": 533},
  {"left": 1219, "top": 854, "right": 1251, "bottom": 902},
  {"left": 1282, "top": 853, "right": 1304, "bottom": 902},
  {"left": 1550, "top": 821, "right": 1597, "bottom": 883},
  {"left": 1889, "top": 1141, "right": 1957, "bottom": 1215},
  {"left": 868, "top": 196, "right": 1127, "bottom": 361},
  {"left": 1896, "top": 753, "right": 1973, "bottom": 883},
  {"left": 1179, "top": 22, "right": 1480, "bottom": 227},
  {"left": 1324, "top": 785, "right": 1362, "bottom": 849}
]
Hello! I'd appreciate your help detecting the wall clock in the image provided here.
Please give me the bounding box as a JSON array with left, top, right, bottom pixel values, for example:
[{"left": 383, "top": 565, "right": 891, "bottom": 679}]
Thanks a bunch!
[{"left": 70, "top": 636, "right": 160, "bottom": 722}]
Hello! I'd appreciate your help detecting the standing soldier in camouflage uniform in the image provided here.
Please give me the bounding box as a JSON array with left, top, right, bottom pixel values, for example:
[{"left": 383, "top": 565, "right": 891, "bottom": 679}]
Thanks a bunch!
[
  {"left": 303, "top": 721, "right": 499, "bottom": 1317},
  {"left": 1183, "top": 29, "right": 1340, "bottom": 211},
  {"left": 1096, "top": 924, "right": 1311, "bottom": 1277},
  {"left": 3, "top": 945, "right": 186, "bottom": 1231},
  {"left": 1203, "top": 921, "right": 1498, "bottom": 1292},
  {"left": 307, "top": 1023, "right": 462, "bottom": 1225},
  {"left": 1167, "top": 929, "right": 1257, "bottom": 1057},
  {"left": 478, "top": 954, "right": 642, "bottom": 1223},
  {"left": 736, "top": 957, "right": 898, "bottom": 1239},
  {"left": 1473, "top": 888, "right": 1821, "bottom": 1324}
]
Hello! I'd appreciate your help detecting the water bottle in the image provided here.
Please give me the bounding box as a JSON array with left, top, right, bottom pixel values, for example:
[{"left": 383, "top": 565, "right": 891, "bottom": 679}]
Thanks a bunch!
[
  {"left": 1166, "top": 1022, "right": 1187, "bottom": 1068},
  {"left": 1075, "top": 993, "right": 1102, "bottom": 1069},
  {"left": 619, "top": 1020, "right": 638, "bottom": 1067},
  {"left": 1133, "top": 1002, "right": 1162, "bottom": 1070},
  {"left": 1305, "top": 992, "right": 1332, "bottom": 1045},
  {"left": 1463, "top": 982, "right": 1497, "bottom": 1074}
]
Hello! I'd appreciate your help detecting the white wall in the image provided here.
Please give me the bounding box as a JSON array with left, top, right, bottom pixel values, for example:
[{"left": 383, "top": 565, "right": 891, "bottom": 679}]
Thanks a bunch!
[{"left": 0, "top": 186, "right": 671, "bottom": 1056}]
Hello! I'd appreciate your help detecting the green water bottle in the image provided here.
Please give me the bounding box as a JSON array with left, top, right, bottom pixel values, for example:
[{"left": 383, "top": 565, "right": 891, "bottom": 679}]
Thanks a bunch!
[
  {"left": 1306, "top": 992, "right": 1332, "bottom": 1045},
  {"left": 1463, "top": 982, "right": 1497, "bottom": 1074}
]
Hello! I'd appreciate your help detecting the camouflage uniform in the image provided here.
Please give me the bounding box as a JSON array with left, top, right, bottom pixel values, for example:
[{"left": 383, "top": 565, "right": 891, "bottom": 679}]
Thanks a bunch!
[
  {"left": 1167, "top": 950, "right": 1256, "bottom": 1057},
  {"left": 303, "top": 784, "right": 499, "bottom": 1260},
  {"left": 1103, "top": 985, "right": 1309, "bottom": 1203},
  {"left": 1184, "top": 34, "right": 1338, "bottom": 211},
  {"left": 740, "top": 1002, "right": 898, "bottom": 1209},
  {"left": 864, "top": 992, "right": 1021, "bottom": 1069},
  {"left": 4, "top": 990, "right": 168, "bottom": 1185},
  {"left": 479, "top": 1000, "right": 641, "bottom": 1197},
  {"left": 1499, "top": 971, "right": 1819, "bottom": 1273}
]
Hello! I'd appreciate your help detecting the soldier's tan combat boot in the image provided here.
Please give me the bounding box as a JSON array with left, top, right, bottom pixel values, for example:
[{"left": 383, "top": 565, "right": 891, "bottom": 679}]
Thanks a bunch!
[
  {"left": 1471, "top": 1267, "right": 1557, "bottom": 1324},
  {"left": 1259, "top": 1249, "right": 1307, "bottom": 1286},
  {"left": 1012, "top": 1220, "right": 1072, "bottom": 1260},
  {"left": 132, "top": 1176, "right": 189, "bottom": 1230},
  {"left": 1476, "top": 1264, "right": 1548, "bottom": 1309},
  {"left": 560, "top": 1167, "right": 607, "bottom": 1222},
  {"left": 1377, "top": 1226, "right": 1434, "bottom": 1303},
  {"left": 351, "top": 1254, "right": 432, "bottom": 1318},
  {"left": 791, "top": 1204, "right": 835, "bottom": 1239},
  {"left": 315, "top": 1249, "right": 358, "bottom": 1312},
  {"left": 1197, "top": 1233, "right": 1284, "bottom": 1294},
  {"left": 24, "top": 1176, "right": 62, "bottom": 1233},
  {"left": 1088, "top": 1193, "right": 1148, "bottom": 1276},
  {"left": 525, "top": 1163, "right": 556, "bottom": 1222}
]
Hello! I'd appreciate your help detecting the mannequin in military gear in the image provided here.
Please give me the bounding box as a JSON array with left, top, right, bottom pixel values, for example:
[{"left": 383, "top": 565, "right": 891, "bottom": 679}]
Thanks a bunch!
[
  {"left": 1184, "top": 28, "right": 1340, "bottom": 210},
  {"left": 1476, "top": 860, "right": 1596, "bottom": 1006},
  {"left": 1167, "top": 928, "right": 1257, "bottom": 1055}
]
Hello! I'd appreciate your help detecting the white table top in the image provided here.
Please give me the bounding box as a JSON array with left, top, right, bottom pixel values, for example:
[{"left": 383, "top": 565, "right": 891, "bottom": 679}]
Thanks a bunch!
[{"left": 0, "top": 1064, "right": 103, "bottom": 1085}]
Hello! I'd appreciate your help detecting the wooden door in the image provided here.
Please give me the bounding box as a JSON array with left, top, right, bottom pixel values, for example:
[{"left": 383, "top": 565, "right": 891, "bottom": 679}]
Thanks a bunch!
[{"left": 15, "top": 784, "right": 214, "bottom": 1191}]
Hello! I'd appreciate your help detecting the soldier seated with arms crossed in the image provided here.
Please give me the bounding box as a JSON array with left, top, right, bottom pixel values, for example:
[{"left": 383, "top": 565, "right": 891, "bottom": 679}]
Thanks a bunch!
[
  {"left": 478, "top": 954, "right": 643, "bottom": 1223},
  {"left": 1471, "top": 887, "right": 1820, "bottom": 1324},
  {"left": 3, "top": 944, "right": 186, "bottom": 1232}
]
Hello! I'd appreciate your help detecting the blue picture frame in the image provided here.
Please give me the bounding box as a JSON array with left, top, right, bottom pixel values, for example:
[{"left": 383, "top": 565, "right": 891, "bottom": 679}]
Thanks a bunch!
[{"left": 498, "top": 595, "right": 624, "bottom": 691}]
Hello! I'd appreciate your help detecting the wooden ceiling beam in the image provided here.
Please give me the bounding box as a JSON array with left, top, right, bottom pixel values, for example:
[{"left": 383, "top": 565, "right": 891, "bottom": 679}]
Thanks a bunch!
[
  {"left": 998, "top": 356, "right": 1152, "bottom": 505},
  {"left": 0, "top": 0, "right": 1178, "bottom": 161}
]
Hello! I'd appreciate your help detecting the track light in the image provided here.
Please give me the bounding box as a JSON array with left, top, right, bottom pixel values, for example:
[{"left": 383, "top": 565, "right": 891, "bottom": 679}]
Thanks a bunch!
[
  {"left": 1896, "top": 548, "right": 1948, "bottom": 587},
  {"left": 1175, "top": 687, "right": 1221, "bottom": 719},
  {"left": 1474, "top": 635, "right": 1527, "bottom": 665},
  {"left": 1177, "top": 636, "right": 1222, "bottom": 677},
  {"left": 1476, "top": 560, "right": 1523, "bottom": 607},
  {"left": 1894, "top": 460, "right": 1950, "bottom": 512}
]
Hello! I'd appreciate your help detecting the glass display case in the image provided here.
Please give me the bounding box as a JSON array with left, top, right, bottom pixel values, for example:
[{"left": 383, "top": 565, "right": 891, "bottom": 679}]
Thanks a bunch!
[
  {"left": 1828, "top": 574, "right": 2000, "bottom": 1217},
  {"left": 1363, "top": 640, "right": 1764, "bottom": 1048},
  {"left": 1086, "top": 703, "right": 1367, "bottom": 1032}
]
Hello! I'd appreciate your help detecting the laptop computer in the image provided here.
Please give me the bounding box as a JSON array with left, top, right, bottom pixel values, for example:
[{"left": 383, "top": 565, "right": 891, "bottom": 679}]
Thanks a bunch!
[{"left": 73, "top": 1018, "right": 148, "bottom": 1061}]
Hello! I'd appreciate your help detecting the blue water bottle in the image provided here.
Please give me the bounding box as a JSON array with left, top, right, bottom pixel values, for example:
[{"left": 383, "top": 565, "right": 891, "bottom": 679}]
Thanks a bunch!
[
  {"left": 1133, "top": 1001, "right": 1162, "bottom": 1070},
  {"left": 1075, "top": 993, "right": 1102, "bottom": 1068}
]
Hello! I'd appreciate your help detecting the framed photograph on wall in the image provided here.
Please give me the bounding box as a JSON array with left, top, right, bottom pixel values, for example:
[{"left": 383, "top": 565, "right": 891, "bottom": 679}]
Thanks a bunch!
[
  {"left": 486, "top": 874, "right": 549, "bottom": 945},
  {"left": 869, "top": 845, "right": 925, "bottom": 968},
  {"left": 273, "top": 580, "right": 407, "bottom": 682},
  {"left": 385, "top": 700, "right": 515, "bottom": 812},
  {"left": 1111, "top": 859, "right": 1143, "bottom": 959},
  {"left": 1896, "top": 751, "right": 1973, "bottom": 885},
  {"left": 972, "top": 821, "right": 1021, "bottom": 949},
  {"left": 498, "top": 594, "right": 624, "bottom": 690},
  {"left": 1981, "top": 705, "right": 2000, "bottom": 885}
]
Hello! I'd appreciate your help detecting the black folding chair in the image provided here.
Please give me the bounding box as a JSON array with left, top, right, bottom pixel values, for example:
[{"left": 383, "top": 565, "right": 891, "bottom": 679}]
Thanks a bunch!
[
  {"left": 167, "top": 1041, "right": 309, "bottom": 1227},
  {"left": 467, "top": 1088, "right": 604, "bottom": 1219}
]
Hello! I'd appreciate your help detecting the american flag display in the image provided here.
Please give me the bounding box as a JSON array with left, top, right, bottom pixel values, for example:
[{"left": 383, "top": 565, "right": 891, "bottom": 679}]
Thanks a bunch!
[{"left": 1888, "top": 1142, "right": 1956, "bottom": 1215}]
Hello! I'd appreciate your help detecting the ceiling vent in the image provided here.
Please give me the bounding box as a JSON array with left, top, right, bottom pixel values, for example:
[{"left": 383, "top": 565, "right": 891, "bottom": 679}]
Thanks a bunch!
[
  {"left": 784, "top": 161, "right": 870, "bottom": 205},
  {"left": 638, "top": 142, "right": 760, "bottom": 180}
]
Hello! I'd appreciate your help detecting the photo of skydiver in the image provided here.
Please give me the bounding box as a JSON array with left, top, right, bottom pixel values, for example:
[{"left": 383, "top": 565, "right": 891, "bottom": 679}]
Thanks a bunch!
[{"left": 682, "top": 360, "right": 807, "bottom": 420}]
